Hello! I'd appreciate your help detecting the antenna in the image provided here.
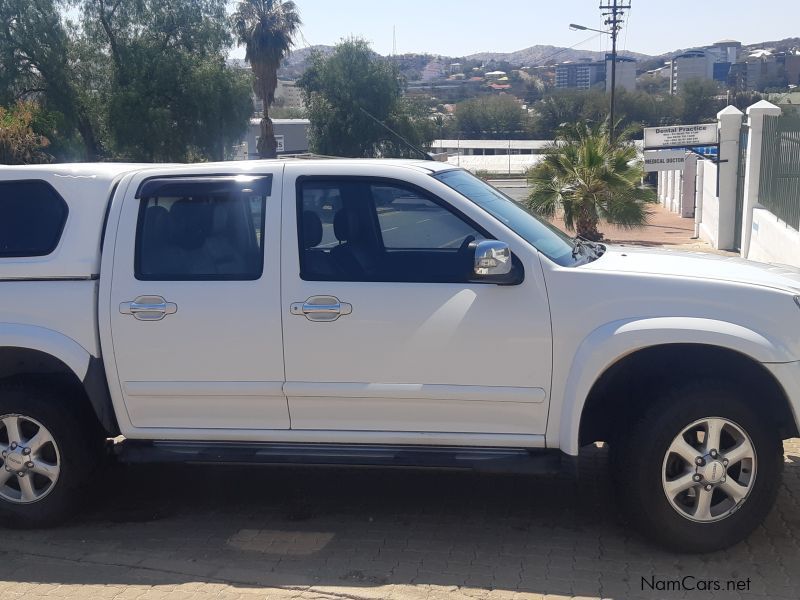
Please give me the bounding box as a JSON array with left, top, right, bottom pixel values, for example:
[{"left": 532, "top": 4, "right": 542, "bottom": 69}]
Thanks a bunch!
[
  {"left": 358, "top": 107, "right": 432, "bottom": 161},
  {"left": 393, "top": 25, "right": 397, "bottom": 56}
]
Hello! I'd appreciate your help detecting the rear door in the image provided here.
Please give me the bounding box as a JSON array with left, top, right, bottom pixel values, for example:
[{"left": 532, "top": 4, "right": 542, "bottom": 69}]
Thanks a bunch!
[{"left": 108, "top": 167, "right": 288, "bottom": 432}]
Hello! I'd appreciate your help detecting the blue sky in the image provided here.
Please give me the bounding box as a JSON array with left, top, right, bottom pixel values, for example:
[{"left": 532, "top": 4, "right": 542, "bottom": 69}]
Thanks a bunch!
[{"left": 228, "top": 0, "right": 799, "bottom": 59}]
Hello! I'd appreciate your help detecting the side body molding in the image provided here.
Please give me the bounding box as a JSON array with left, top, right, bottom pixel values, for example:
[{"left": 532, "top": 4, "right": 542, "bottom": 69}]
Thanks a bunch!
[{"left": 556, "top": 317, "right": 791, "bottom": 456}]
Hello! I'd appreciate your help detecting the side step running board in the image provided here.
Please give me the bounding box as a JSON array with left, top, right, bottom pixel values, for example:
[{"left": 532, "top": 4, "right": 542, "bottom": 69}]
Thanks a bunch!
[{"left": 115, "top": 441, "right": 570, "bottom": 475}]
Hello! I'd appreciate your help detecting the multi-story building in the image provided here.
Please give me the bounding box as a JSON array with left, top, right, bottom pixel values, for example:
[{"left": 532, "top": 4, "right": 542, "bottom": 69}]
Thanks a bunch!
[
  {"left": 606, "top": 54, "right": 636, "bottom": 92},
  {"left": 275, "top": 80, "right": 305, "bottom": 110},
  {"left": 555, "top": 60, "right": 605, "bottom": 90},
  {"left": 670, "top": 50, "right": 714, "bottom": 94}
]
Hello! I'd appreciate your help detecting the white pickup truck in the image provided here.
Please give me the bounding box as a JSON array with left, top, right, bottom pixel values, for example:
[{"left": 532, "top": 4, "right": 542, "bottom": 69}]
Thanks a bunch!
[{"left": 1, "top": 159, "right": 799, "bottom": 552}]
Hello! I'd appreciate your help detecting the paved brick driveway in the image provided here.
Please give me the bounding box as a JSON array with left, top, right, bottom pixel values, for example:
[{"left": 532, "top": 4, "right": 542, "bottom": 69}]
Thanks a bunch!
[{"left": 1, "top": 441, "right": 799, "bottom": 600}]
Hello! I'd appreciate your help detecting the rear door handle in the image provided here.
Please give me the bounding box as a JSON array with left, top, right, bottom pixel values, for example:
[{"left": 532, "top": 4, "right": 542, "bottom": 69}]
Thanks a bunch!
[
  {"left": 291, "top": 296, "right": 352, "bottom": 322},
  {"left": 120, "top": 295, "right": 178, "bottom": 321}
]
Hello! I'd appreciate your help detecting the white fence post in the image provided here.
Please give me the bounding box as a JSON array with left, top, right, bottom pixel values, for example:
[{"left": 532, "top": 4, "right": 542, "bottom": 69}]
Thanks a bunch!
[
  {"left": 694, "top": 159, "right": 705, "bottom": 238},
  {"left": 682, "top": 154, "right": 698, "bottom": 218},
  {"left": 666, "top": 170, "right": 674, "bottom": 209},
  {"left": 740, "top": 100, "right": 782, "bottom": 258},
  {"left": 716, "top": 106, "right": 744, "bottom": 250}
]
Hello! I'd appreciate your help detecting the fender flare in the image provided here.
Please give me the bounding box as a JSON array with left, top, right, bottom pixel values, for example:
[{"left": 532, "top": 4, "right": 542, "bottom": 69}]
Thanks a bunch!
[
  {"left": 0, "top": 323, "right": 118, "bottom": 434},
  {"left": 0, "top": 323, "right": 91, "bottom": 379},
  {"left": 556, "top": 317, "right": 790, "bottom": 455}
]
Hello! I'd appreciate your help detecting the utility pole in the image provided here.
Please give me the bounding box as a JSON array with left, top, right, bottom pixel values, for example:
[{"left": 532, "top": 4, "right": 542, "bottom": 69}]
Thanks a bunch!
[{"left": 599, "top": 0, "right": 631, "bottom": 140}]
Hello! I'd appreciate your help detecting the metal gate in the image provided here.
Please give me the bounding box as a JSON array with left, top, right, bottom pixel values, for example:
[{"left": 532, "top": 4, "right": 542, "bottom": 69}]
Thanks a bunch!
[
  {"left": 733, "top": 125, "right": 749, "bottom": 251},
  {"left": 760, "top": 114, "right": 800, "bottom": 232}
]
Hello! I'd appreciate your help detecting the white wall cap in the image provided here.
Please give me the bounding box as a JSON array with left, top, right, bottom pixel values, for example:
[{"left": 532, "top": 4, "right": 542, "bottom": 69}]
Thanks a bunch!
[
  {"left": 717, "top": 105, "right": 744, "bottom": 119},
  {"left": 746, "top": 100, "right": 782, "bottom": 116}
]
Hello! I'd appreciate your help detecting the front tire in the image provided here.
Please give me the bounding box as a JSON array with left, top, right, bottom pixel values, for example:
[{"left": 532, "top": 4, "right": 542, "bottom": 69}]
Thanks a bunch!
[
  {"left": 0, "top": 383, "right": 102, "bottom": 528},
  {"left": 612, "top": 380, "right": 784, "bottom": 553}
]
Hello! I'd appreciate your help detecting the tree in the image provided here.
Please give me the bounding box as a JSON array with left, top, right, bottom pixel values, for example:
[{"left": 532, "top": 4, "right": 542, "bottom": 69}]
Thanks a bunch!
[
  {"left": 0, "top": 101, "right": 51, "bottom": 164},
  {"left": 454, "top": 95, "right": 527, "bottom": 139},
  {"left": 298, "top": 38, "right": 434, "bottom": 158},
  {"left": 1, "top": 0, "right": 103, "bottom": 159},
  {"left": 232, "top": 0, "right": 301, "bottom": 159},
  {"left": 0, "top": 0, "right": 253, "bottom": 162},
  {"left": 526, "top": 122, "right": 656, "bottom": 241},
  {"left": 680, "top": 78, "right": 724, "bottom": 124}
]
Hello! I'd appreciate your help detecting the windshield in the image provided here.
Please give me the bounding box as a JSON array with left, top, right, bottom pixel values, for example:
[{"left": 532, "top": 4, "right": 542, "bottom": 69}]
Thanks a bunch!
[{"left": 433, "top": 169, "right": 581, "bottom": 266}]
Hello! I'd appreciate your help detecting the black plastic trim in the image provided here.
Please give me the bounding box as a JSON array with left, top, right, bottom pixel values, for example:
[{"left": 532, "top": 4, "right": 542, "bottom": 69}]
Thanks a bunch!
[
  {"left": 82, "top": 357, "right": 119, "bottom": 436},
  {"left": 117, "top": 440, "right": 565, "bottom": 474}
]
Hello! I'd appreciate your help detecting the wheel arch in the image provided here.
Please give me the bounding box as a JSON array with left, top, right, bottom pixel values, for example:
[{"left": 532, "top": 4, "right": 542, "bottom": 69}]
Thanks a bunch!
[
  {"left": 557, "top": 317, "right": 797, "bottom": 455},
  {"left": 0, "top": 325, "right": 118, "bottom": 435}
]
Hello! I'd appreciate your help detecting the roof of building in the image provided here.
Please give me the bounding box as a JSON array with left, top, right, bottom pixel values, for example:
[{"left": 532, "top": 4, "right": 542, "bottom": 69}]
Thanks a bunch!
[
  {"left": 433, "top": 140, "right": 553, "bottom": 150},
  {"left": 249, "top": 118, "right": 310, "bottom": 126}
]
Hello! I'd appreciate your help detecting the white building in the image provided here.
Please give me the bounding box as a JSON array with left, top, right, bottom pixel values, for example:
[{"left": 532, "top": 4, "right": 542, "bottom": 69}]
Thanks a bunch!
[
  {"left": 275, "top": 80, "right": 305, "bottom": 110},
  {"left": 670, "top": 50, "right": 714, "bottom": 94},
  {"left": 606, "top": 55, "right": 636, "bottom": 93},
  {"left": 432, "top": 139, "right": 553, "bottom": 175}
]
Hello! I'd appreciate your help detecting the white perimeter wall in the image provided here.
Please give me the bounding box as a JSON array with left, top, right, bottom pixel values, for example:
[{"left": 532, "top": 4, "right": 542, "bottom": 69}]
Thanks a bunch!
[
  {"left": 748, "top": 207, "right": 800, "bottom": 268},
  {"left": 699, "top": 160, "right": 720, "bottom": 248}
]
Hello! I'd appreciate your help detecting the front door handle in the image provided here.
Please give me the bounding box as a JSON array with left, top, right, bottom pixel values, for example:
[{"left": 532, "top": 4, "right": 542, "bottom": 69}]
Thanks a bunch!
[
  {"left": 120, "top": 295, "right": 178, "bottom": 321},
  {"left": 291, "top": 295, "right": 352, "bottom": 322}
]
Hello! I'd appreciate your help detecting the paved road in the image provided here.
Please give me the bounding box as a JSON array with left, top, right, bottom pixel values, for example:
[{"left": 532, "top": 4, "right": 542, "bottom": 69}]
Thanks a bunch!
[
  {"left": 317, "top": 205, "right": 478, "bottom": 250},
  {"left": 2, "top": 441, "right": 800, "bottom": 599}
]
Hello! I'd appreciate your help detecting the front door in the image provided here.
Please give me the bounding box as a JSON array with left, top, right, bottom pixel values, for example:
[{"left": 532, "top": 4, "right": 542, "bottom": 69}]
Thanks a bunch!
[
  {"left": 109, "top": 169, "right": 288, "bottom": 430},
  {"left": 280, "top": 165, "right": 552, "bottom": 442}
]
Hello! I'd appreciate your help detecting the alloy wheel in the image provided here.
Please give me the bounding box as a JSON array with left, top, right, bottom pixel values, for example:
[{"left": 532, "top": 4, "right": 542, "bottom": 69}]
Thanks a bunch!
[
  {"left": 661, "top": 417, "right": 756, "bottom": 523},
  {"left": 0, "top": 414, "right": 61, "bottom": 504}
]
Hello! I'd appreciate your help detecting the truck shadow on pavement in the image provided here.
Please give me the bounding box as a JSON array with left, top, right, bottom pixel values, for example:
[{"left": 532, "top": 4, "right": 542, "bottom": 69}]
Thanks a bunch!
[{"left": 1, "top": 444, "right": 800, "bottom": 599}]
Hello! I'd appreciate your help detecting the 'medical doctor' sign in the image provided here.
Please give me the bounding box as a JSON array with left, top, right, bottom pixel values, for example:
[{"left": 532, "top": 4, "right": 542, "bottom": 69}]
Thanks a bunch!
[
  {"left": 644, "top": 124, "right": 718, "bottom": 149},
  {"left": 643, "top": 150, "right": 687, "bottom": 172}
]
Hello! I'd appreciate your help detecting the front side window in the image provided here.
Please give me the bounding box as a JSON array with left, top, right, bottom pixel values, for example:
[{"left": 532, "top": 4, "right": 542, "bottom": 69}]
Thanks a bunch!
[
  {"left": 0, "top": 180, "right": 68, "bottom": 257},
  {"left": 135, "top": 177, "right": 268, "bottom": 280},
  {"left": 433, "top": 169, "right": 580, "bottom": 266},
  {"left": 298, "top": 178, "right": 486, "bottom": 283}
]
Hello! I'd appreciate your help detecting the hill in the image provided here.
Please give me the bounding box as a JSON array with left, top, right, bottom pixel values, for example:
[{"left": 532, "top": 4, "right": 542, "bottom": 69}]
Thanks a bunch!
[{"left": 465, "top": 45, "right": 651, "bottom": 67}]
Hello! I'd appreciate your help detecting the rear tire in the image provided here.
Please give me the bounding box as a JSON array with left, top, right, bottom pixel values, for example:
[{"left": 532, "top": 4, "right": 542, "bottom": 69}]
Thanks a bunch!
[
  {"left": 611, "top": 380, "right": 783, "bottom": 553},
  {"left": 0, "top": 382, "right": 102, "bottom": 528}
]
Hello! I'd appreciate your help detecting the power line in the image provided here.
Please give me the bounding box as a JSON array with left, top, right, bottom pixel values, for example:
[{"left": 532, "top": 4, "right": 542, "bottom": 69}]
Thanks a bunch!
[
  {"left": 599, "top": 0, "right": 631, "bottom": 139},
  {"left": 527, "top": 33, "right": 605, "bottom": 68}
]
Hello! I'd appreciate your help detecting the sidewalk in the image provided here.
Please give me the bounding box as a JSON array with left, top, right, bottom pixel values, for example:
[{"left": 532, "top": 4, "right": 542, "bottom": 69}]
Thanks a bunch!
[
  {"left": 550, "top": 202, "right": 717, "bottom": 251},
  {"left": 492, "top": 180, "right": 733, "bottom": 254}
]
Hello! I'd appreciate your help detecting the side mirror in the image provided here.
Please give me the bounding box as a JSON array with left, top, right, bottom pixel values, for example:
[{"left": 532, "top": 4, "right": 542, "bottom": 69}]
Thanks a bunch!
[{"left": 471, "top": 240, "right": 522, "bottom": 285}]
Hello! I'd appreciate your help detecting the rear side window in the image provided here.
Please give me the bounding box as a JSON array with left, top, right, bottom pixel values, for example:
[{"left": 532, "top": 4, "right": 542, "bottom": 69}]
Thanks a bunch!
[
  {"left": 135, "top": 177, "right": 270, "bottom": 281},
  {"left": 0, "top": 180, "right": 68, "bottom": 257}
]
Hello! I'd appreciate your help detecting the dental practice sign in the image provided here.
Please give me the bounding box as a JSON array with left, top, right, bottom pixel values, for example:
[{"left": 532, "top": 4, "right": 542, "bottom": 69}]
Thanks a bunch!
[{"left": 643, "top": 124, "right": 718, "bottom": 149}]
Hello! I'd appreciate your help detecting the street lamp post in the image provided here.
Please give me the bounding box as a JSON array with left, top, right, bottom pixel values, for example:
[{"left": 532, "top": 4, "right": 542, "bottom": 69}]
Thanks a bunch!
[{"left": 569, "top": 0, "right": 630, "bottom": 140}]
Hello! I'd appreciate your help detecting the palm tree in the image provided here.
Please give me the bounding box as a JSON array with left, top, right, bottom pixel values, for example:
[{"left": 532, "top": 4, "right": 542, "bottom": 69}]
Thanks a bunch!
[
  {"left": 232, "top": 0, "right": 301, "bottom": 158},
  {"left": 526, "top": 122, "right": 656, "bottom": 241}
]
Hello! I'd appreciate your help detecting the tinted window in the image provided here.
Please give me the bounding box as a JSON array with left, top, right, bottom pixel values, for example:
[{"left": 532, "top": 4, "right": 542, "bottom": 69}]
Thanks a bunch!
[
  {"left": 298, "top": 178, "right": 486, "bottom": 283},
  {"left": 0, "top": 180, "right": 68, "bottom": 257},
  {"left": 433, "top": 169, "right": 579, "bottom": 266},
  {"left": 372, "top": 184, "right": 484, "bottom": 250},
  {"left": 136, "top": 180, "right": 266, "bottom": 280}
]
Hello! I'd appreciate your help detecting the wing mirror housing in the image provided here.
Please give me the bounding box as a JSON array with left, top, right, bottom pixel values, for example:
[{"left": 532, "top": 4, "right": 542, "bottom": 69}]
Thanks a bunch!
[{"left": 471, "top": 240, "right": 523, "bottom": 285}]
